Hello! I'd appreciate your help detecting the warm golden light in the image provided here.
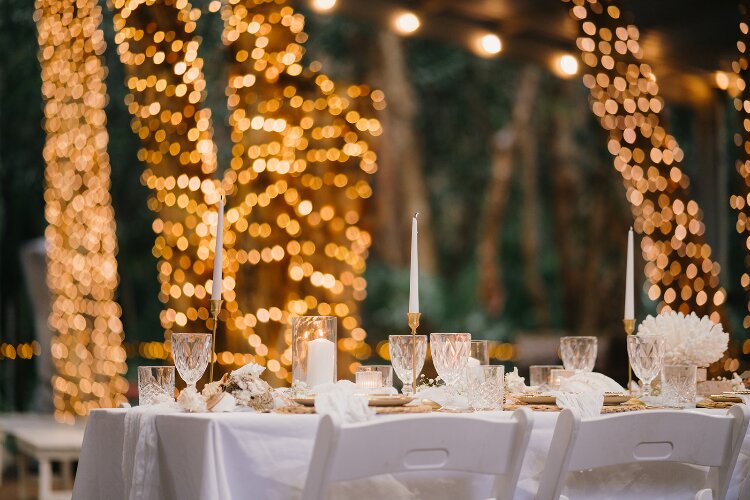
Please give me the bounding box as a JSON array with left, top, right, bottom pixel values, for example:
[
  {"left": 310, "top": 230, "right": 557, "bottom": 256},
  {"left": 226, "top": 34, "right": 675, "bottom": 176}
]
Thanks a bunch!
[
  {"left": 35, "top": 0, "right": 128, "bottom": 422},
  {"left": 311, "top": 0, "right": 336, "bottom": 12},
  {"left": 393, "top": 11, "right": 421, "bottom": 35},
  {"left": 478, "top": 33, "right": 502, "bottom": 56},
  {"left": 558, "top": 54, "right": 579, "bottom": 76},
  {"left": 569, "top": 0, "right": 725, "bottom": 323},
  {"left": 112, "top": 0, "right": 378, "bottom": 384},
  {"left": 715, "top": 71, "right": 730, "bottom": 90},
  {"left": 732, "top": 7, "right": 750, "bottom": 330}
]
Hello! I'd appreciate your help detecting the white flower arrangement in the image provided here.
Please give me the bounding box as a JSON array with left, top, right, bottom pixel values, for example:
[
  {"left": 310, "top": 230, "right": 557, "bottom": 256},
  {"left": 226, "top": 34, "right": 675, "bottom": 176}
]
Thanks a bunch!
[{"left": 637, "top": 311, "right": 728, "bottom": 367}]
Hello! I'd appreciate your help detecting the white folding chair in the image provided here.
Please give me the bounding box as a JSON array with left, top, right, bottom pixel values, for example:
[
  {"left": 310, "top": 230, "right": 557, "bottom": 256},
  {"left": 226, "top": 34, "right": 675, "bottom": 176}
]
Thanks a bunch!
[
  {"left": 302, "top": 408, "right": 534, "bottom": 500},
  {"left": 537, "top": 406, "right": 750, "bottom": 500}
]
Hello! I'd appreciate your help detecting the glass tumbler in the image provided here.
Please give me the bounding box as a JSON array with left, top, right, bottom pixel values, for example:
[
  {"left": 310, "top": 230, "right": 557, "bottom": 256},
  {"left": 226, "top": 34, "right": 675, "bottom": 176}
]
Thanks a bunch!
[
  {"left": 389, "top": 335, "right": 427, "bottom": 395},
  {"left": 138, "top": 366, "right": 175, "bottom": 406},
  {"left": 661, "top": 364, "right": 697, "bottom": 408},
  {"left": 560, "top": 336, "right": 598, "bottom": 372},
  {"left": 469, "top": 340, "right": 489, "bottom": 366},
  {"left": 529, "top": 365, "right": 564, "bottom": 389},
  {"left": 467, "top": 365, "right": 505, "bottom": 411},
  {"left": 171, "top": 332, "right": 212, "bottom": 392}
]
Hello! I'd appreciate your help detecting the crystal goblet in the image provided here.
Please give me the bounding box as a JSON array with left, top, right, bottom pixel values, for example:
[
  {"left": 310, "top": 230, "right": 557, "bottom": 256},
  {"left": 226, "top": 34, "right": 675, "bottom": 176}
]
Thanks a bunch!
[
  {"left": 430, "top": 332, "right": 471, "bottom": 409},
  {"left": 171, "top": 332, "right": 212, "bottom": 392},
  {"left": 627, "top": 334, "right": 665, "bottom": 398},
  {"left": 389, "top": 335, "right": 427, "bottom": 395},
  {"left": 560, "top": 336, "right": 598, "bottom": 372}
]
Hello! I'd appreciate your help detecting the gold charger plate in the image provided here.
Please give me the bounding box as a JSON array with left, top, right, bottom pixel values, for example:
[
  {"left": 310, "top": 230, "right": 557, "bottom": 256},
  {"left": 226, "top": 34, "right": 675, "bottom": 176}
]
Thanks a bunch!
[
  {"left": 515, "top": 393, "right": 630, "bottom": 406},
  {"left": 292, "top": 395, "right": 414, "bottom": 407},
  {"left": 711, "top": 394, "right": 742, "bottom": 403}
]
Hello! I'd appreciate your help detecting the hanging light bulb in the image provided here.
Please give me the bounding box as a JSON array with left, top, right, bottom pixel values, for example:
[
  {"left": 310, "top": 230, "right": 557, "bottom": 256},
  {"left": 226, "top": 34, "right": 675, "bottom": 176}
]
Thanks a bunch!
[
  {"left": 311, "top": 0, "right": 336, "bottom": 12},
  {"left": 477, "top": 33, "right": 502, "bottom": 56},
  {"left": 558, "top": 54, "right": 579, "bottom": 76},
  {"left": 393, "top": 11, "right": 421, "bottom": 35}
]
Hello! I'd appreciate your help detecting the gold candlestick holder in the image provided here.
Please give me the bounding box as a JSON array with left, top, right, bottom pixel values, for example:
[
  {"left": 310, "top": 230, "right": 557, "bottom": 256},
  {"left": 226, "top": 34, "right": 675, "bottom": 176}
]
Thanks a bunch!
[
  {"left": 623, "top": 318, "right": 635, "bottom": 394},
  {"left": 209, "top": 299, "right": 223, "bottom": 382},
  {"left": 407, "top": 312, "right": 421, "bottom": 395}
]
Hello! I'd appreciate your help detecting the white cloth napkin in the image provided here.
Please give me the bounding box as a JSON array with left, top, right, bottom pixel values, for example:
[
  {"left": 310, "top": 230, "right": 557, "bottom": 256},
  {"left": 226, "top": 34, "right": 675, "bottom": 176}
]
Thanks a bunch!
[
  {"left": 553, "top": 391, "right": 604, "bottom": 418},
  {"left": 412, "top": 386, "right": 469, "bottom": 409},
  {"left": 313, "top": 381, "right": 375, "bottom": 423},
  {"left": 122, "top": 402, "right": 179, "bottom": 500},
  {"left": 558, "top": 372, "right": 625, "bottom": 393}
]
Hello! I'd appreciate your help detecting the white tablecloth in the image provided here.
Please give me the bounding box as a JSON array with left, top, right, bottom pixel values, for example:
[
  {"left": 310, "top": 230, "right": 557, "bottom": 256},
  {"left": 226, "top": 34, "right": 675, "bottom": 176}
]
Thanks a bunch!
[{"left": 72, "top": 408, "right": 750, "bottom": 500}]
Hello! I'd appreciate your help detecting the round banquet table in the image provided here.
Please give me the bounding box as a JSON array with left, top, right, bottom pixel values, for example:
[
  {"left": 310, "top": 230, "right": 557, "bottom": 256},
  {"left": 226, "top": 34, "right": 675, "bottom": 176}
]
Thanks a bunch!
[{"left": 72, "top": 407, "right": 750, "bottom": 500}]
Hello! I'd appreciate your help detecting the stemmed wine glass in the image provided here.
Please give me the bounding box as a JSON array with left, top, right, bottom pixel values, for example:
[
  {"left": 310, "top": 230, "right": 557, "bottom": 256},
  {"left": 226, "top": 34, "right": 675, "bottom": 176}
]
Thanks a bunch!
[
  {"left": 172, "top": 332, "right": 212, "bottom": 394},
  {"left": 559, "top": 336, "right": 598, "bottom": 372},
  {"left": 627, "top": 334, "right": 665, "bottom": 398},
  {"left": 389, "top": 335, "right": 427, "bottom": 396},
  {"left": 430, "top": 333, "right": 471, "bottom": 409}
]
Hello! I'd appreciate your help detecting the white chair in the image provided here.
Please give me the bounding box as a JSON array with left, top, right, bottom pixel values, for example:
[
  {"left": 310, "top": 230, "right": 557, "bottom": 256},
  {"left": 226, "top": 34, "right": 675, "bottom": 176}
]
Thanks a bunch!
[
  {"left": 537, "top": 406, "right": 750, "bottom": 500},
  {"left": 302, "top": 408, "right": 534, "bottom": 500}
]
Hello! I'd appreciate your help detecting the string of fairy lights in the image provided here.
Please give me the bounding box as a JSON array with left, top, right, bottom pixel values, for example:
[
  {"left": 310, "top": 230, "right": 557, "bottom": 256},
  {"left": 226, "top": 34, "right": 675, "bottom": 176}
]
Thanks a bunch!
[
  {"left": 565, "top": 0, "right": 737, "bottom": 370},
  {"left": 732, "top": 5, "right": 750, "bottom": 357},
  {"left": 111, "top": 0, "right": 220, "bottom": 348},
  {"left": 218, "top": 0, "right": 378, "bottom": 381},
  {"left": 34, "top": 0, "right": 129, "bottom": 421},
  {"left": 111, "top": 0, "right": 379, "bottom": 383}
]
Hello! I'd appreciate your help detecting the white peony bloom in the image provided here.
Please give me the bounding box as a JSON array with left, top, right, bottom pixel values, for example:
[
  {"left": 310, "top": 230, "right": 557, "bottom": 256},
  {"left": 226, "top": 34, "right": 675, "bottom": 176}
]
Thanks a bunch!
[
  {"left": 505, "top": 367, "right": 527, "bottom": 394},
  {"left": 637, "top": 311, "right": 728, "bottom": 367}
]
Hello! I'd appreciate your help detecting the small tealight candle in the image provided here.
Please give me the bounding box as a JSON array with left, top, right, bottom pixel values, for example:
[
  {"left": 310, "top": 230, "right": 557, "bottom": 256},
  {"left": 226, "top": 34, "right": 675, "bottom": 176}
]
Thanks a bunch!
[
  {"left": 550, "top": 369, "right": 575, "bottom": 388},
  {"left": 356, "top": 370, "right": 383, "bottom": 390}
]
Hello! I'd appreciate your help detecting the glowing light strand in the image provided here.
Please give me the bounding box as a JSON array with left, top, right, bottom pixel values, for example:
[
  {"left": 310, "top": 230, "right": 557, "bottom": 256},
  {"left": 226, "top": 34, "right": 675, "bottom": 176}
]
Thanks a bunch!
[
  {"left": 35, "top": 0, "right": 128, "bottom": 422},
  {"left": 566, "top": 0, "right": 726, "bottom": 321},
  {"left": 220, "top": 0, "right": 381, "bottom": 382},
  {"left": 111, "top": 0, "right": 220, "bottom": 341},
  {"left": 731, "top": 6, "right": 750, "bottom": 332}
]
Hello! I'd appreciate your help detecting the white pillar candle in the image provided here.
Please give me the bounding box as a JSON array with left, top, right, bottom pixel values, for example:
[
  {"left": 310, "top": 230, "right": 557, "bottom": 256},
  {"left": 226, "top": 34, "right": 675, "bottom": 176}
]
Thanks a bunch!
[
  {"left": 211, "top": 196, "right": 225, "bottom": 301},
  {"left": 624, "top": 227, "right": 634, "bottom": 320},
  {"left": 467, "top": 356, "right": 481, "bottom": 367},
  {"left": 306, "top": 337, "right": 335, "bottom": 388},
  {"left": 409, "top": 213, "right": 419, "bottom": 313}
]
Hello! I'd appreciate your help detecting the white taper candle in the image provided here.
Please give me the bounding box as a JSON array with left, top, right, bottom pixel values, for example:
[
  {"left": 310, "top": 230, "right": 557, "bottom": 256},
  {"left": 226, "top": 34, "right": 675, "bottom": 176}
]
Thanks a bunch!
[
  {"left": 211, "top": 196, "right": 225, "bottom": 301},
  {"left": 409, "top": 213, "right": 419, "bottom": 313},
  {"left": 624, "top": 226, "right": 634, "bottom": 320}
]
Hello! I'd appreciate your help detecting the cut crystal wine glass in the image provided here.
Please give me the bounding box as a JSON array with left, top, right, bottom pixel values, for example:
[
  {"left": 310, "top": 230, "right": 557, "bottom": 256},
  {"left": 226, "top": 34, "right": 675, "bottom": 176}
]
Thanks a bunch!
[
  {"left": 389, "top": 335, "right": 427, "bottom": 395},
  {"left": 172, "top": 332, "right": 212, "bottom": 392},
  {"left": 627, "top": 334, "right": 665, "bottom": 398},
  {"left": 560, "top": 336, "right": 598, "bottom": 372},
  {"left": 430, "top": 333, "right": 471, "bottom": 409}
]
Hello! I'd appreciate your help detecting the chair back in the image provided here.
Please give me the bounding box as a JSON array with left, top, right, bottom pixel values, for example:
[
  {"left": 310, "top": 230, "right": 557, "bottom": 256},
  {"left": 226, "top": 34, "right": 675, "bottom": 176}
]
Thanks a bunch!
[
  {"left": 303, "top": 408, "right": 533, "bottom": 500},
  {"left": 537, "top": 405, "right": 750, "bottom": 500}
]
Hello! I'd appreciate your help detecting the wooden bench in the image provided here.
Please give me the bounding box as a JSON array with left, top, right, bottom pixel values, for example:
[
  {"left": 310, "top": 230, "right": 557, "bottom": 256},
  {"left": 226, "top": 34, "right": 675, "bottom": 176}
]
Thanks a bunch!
[{"left": 0, "top": 414, "right": 84, "bottom": 500}]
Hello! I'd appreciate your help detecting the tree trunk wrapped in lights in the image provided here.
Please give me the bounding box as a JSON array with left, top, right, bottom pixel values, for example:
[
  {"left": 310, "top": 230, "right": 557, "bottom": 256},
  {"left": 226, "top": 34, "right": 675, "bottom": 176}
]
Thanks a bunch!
[
  {"left": 111, "top": 0, "right": 379, "bottom": 383},
  {"left": 35, "top": 0, "right": 128, "bottom": 421},
  {"left": 566, "top": 0, "right": 726, "bottom": 321},
  {"left": 221, "top": 0, "right": 380, "bottom": 383},
  {"left": 110, "top": 0, "right": 220, "bottom": 343},
  {"left": 732, "top": 6, "right": 750, "bottom": 361}
]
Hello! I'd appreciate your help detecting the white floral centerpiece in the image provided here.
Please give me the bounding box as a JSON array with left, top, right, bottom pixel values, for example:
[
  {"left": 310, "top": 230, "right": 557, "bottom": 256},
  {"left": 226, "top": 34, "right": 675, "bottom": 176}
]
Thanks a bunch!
[{"left": 637, "top": 311, "right": 728, "bottom": 367}]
